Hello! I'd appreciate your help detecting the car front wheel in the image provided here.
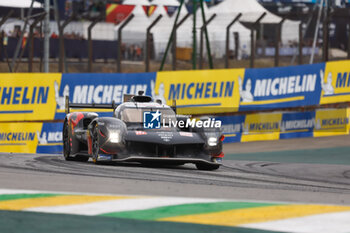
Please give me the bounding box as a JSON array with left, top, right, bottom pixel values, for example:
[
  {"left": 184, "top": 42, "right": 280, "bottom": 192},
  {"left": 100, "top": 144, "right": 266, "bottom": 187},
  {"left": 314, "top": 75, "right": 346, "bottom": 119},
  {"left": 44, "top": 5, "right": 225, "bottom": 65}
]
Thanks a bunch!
[
  {"left": 63, "top": 120, "right": 89, "bottom": 162},
  {"left": 63, "top": 120, "right": 74, "bottom": 161}
]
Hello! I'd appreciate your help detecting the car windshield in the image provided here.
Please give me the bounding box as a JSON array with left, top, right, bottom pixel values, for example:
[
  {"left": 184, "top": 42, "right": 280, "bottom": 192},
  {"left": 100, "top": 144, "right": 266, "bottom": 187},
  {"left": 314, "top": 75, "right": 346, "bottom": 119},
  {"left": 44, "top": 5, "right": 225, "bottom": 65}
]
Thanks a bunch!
[{"left": 120, "top": 107, "right": 177, "bottom": 124}]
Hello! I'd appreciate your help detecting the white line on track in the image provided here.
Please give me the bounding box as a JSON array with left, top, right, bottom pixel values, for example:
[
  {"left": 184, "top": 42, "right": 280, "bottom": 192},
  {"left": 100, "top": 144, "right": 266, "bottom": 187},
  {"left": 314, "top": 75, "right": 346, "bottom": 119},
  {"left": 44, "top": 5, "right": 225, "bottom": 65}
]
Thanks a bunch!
[{"left": 0, "top": 189, "right": 46, "bottom": 195}]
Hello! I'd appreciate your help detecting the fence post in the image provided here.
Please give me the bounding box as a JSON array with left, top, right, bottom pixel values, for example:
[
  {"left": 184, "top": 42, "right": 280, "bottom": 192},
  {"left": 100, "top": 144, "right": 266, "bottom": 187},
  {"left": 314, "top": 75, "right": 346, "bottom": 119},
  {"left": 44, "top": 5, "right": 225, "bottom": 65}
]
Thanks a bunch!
[
  {"left": 117, "top": 14, "right": 134, "bottom": 73},
  {"left": 88, "top": 18, "right": 101, "bottom": 73},
  {"left": 225, "top": 13, "right": 241, "bottom": 68},
  {"left": 160, "top": 0, "right": 184, "bottom": 71},
  {"left": 172, "top": 13, "right": 190, "bottom": 71},
  {"left": 199, "top": 14, "right": 216, "bottom": 69},
  {"left": 58, "top": 15, "right": 75, "bottom": 72},
  {"left": 274, "top": 18, "right": 286, "bottom": 67},
  {"left": 322, "top": 10, "right": 330, "bottom": 62},
  {"left": 250, "top": 12, "right": 266, "bottom": 68},
  {"left": 299, "top": 22, "right": 303, "bottom": 65},
  {"left": 28, "top": 14, "right": 46, "bottom": 72},
  {"left": 145, "top": 15, "right": 162, "bottom": 72},
  {"left": 199, "top": 0, "right": 214, "bottom": 69}
]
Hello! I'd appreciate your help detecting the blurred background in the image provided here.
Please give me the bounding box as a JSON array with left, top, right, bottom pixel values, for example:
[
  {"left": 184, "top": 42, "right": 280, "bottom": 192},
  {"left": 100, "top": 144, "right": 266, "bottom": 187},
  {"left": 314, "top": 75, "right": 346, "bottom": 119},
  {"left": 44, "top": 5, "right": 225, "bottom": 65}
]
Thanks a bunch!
[{"left": 0, "top": 0, "right": 349, "bottom": 73}]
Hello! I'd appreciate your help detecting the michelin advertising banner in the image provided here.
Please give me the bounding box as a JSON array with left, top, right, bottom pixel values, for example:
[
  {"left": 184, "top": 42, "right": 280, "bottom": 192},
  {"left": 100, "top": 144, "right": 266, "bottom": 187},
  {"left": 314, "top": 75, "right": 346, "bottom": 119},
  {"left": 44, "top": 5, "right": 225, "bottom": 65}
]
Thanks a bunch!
[
  {"left": 0, "top": 122, "right": 63, "bottom": 154},
  {"left": 219, "top": 107, "right": 349, "bottom": 143},
  {"left": 239, "top": 63, "right": 323, "bottom": 111},
  {"left": 154, "top": 69, "right": 243, "bottom": 114},
  {"left": 55, "top": 73, "right": 157, "bottom": 119},
  {"left": 320, "top": 60, "right": 350, "bottom": 105},
  {"left": 0, "top": 73, "right": 61, "bottom": 121},
  {"left": 1, "top": 60, "right": 350, "bottom": 121},
  {"left": 1, "top": 60, "right": 350, "bottom": 153},
  {"left": 0, "top": 72, "right": 157, "bottom": 121}
]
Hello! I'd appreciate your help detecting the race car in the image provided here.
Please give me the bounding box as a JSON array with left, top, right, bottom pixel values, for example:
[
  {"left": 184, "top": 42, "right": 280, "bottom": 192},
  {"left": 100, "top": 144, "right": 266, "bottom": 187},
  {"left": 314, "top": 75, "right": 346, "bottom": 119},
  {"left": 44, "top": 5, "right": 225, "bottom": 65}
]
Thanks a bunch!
[{"left": 62, "top": 92, "right": 224, "bottom": 170}]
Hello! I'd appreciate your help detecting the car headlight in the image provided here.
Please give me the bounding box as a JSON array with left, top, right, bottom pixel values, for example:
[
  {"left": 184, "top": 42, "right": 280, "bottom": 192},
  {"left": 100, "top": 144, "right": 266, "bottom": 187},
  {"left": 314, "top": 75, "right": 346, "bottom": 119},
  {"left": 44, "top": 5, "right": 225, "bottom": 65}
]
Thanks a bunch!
[
  {"left": 207, "top": 137, "right": 217, "bottom": 147},
  {"left": 109, "top": 130, "right": 121, "bottom": 143}
]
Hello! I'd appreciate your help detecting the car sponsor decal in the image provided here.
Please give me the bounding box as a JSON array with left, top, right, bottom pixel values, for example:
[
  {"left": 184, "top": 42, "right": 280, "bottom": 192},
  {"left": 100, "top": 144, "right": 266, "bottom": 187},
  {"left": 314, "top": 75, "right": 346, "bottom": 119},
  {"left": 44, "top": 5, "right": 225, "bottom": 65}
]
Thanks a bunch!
[
  {"left": 135, "top": 131, "right": 147, "bottom": 135},
  {"left": 157, "top": 132, "right": 173, "bottom": 142},
  {"left": 179, "top": 132, "right": 193, "bottom": 137}
]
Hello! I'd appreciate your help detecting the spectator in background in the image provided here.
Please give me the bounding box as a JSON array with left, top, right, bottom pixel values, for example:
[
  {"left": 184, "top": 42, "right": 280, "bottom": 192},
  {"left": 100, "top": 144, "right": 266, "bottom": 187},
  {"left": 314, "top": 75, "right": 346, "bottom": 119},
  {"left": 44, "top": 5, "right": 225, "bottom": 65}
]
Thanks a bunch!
[
  {"left": 51, "top": 32, "right": 58, "bottom": 39},
  {"left": 12, "top": 26, "right": 21, "bottom": 38},
  {"left": 33, "top": 28, "right": 41, "bottom": 38},
  {"left": 2, "top": 31, "right": 8, "bottom": 48},
  {"left": 136, "top": 45, "right": 142, "bottom": 60}
]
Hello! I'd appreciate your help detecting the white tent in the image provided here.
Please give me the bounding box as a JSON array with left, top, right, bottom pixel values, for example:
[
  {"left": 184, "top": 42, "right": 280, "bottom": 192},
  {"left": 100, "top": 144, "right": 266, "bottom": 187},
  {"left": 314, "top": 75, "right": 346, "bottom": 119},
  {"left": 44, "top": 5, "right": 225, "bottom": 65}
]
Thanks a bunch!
[
  {"left": 0, "top": 19, "right": 25, "bottom": 35},
  {"left": 150, "top": 0, "right": 180, "bottom": 6},
  {"left": 112, "top": 0, "right": 299, "bottom": 59},
  {"left": 0, "top": 0, "right": 42, "bottom": 8},
  {"left": 175, "top": 2, "right": 248, "bottom": 59},
  {"left": 114, "top": 4, "right": 151, "bottom": 44},
  {"left": 123, "top": 0, "right": 150, "bottom": 6},
  {"left": 206, "top": 3, "right": 251, "bottom": 58},
  {"left": 209, "top": 0, "right": 281, "bottom": 24},
  {"left": 85, "top": 22, "right": 115, "bottom": 41},
  {"left": 149, "top": 4, "right": 169, "bottom": 21},
  {"left": 209, "top": 0, "right": 300, "bottom": 44},
  {"left": 176, "top": 3, "right": 208, "bottom": 48},
  {"left": 62, "top": 21, "right": 115, "bottom": 41}
]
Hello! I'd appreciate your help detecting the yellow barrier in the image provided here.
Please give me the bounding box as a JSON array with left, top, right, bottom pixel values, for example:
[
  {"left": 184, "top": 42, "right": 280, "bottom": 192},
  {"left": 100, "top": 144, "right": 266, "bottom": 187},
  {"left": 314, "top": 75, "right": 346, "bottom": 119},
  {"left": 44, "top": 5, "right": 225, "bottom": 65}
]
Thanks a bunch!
[
  {"left": 0, "top": 122, "right": 42, "bottom": 153},
  {"left": 0, "top": 73, "right": 61, "bottom": 121},
  {"left": 155, "top": 69, "right": 243, "bottom": 115}
]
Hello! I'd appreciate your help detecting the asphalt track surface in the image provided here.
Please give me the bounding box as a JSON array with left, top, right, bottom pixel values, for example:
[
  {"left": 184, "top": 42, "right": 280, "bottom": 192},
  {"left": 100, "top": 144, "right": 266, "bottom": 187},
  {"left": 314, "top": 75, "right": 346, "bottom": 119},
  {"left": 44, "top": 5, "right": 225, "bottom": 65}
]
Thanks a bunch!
[{"left": 0, "top": 135, "right": 350, "bottom": 205}]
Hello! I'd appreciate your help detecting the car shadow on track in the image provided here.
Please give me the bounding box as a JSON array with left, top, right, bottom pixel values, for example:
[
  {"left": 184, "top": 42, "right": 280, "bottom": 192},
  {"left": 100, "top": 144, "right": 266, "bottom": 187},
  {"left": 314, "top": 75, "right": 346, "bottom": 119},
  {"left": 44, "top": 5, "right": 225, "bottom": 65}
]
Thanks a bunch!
[{"left": 84, "top": 159, "right": 196, "bottom": 171}]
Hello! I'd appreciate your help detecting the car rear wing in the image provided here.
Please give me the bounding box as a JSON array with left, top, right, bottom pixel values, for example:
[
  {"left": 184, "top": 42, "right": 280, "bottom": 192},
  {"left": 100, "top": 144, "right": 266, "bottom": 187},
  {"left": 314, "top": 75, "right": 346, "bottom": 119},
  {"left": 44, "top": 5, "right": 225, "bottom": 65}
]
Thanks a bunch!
[
  {"left": 64, "top": 93, "right": 177, "bottom": 114},
  {"left": 65, "top": 96, "right": 118, "bottom": 114}
]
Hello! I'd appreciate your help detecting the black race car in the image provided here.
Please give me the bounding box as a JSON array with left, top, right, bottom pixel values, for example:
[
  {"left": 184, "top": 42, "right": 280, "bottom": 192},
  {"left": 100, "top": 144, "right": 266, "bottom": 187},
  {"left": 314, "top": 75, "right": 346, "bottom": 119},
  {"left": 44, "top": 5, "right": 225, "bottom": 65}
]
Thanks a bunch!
[{"left": 63, "top": 93, "right": 224, "bottom": 170}]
